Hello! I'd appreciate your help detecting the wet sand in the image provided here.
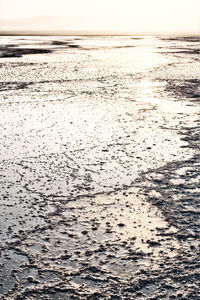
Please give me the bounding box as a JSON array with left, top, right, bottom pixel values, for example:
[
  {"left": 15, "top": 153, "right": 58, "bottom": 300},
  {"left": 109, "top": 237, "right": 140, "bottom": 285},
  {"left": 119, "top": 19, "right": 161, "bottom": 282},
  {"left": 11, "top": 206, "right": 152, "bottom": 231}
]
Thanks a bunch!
[{"left": 0, "top": 36, "right": 199, "bottom": 299}]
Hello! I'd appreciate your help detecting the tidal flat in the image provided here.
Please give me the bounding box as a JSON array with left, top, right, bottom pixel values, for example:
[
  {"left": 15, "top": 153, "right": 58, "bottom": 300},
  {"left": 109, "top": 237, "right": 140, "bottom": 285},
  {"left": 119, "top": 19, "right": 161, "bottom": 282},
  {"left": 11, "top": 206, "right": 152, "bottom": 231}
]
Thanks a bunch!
[{"left": 0, "top": 36, "right": 199, "bottom": 299}]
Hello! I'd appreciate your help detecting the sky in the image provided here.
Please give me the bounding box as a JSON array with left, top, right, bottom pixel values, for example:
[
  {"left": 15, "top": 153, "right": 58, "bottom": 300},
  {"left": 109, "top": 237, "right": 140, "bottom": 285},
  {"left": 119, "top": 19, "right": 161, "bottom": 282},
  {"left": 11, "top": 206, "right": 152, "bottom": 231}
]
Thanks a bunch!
[{"left": 0, "top": 0, "right": 200, "bottom": 34}]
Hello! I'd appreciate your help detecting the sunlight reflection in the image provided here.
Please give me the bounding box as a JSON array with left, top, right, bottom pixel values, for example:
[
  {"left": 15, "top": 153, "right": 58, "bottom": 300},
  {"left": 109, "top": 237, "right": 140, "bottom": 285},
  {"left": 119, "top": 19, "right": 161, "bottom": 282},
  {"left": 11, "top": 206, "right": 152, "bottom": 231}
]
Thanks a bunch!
[
  {"left": 135, "top": 39, "right": 161, "bottom": 104},
  {"left": 136, "top": 79, "right": 158, "bottom": 104},
  {"left": 140, "top": 41, "right": 155, "bottom": 71}
]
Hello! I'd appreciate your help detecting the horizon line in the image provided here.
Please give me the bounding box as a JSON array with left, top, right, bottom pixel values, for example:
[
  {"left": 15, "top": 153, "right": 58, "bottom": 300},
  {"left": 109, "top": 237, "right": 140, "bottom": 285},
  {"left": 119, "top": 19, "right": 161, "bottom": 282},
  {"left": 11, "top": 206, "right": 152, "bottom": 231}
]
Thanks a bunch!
[{"left": 0, "top": 30, "right": 200, "bottom": 37}]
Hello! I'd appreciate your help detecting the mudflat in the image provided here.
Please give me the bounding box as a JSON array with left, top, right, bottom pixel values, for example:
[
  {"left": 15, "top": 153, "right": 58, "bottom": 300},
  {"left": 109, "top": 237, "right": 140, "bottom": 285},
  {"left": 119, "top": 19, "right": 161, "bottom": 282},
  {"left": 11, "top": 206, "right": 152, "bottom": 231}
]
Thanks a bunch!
[{"left": 0, "top": 36, "right": 199, "bottom": 299}]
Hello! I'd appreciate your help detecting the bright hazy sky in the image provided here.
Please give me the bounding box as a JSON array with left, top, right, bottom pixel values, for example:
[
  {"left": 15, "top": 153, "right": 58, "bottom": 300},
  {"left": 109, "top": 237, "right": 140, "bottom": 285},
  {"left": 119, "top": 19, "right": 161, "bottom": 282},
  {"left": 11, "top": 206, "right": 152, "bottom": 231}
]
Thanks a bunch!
[{"left": 1, "top": 0, "right": 200, "bottom": 34}]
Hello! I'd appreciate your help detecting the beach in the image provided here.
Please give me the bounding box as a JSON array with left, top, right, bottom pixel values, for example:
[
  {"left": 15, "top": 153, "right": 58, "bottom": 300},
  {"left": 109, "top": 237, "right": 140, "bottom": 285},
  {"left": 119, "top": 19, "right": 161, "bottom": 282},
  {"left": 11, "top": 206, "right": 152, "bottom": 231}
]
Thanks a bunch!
[{"left": 0, "top": 36, "right": 199, "bottom": 299}]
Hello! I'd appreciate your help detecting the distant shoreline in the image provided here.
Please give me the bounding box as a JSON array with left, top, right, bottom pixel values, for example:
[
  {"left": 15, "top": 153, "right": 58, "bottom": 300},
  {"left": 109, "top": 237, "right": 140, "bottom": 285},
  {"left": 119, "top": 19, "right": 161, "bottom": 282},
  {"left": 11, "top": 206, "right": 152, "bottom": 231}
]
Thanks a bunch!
[{"left": 0, "top": 31, "right": 200, "bottom": 37}]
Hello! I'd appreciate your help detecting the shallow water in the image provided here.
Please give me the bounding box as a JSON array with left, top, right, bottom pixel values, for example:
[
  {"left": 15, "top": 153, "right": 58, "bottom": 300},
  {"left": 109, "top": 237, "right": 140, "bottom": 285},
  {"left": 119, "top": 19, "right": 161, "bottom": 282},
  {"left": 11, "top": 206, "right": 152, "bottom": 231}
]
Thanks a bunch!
[{"left": 0, "top": 36, "right": 199, "bottom": 299}]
